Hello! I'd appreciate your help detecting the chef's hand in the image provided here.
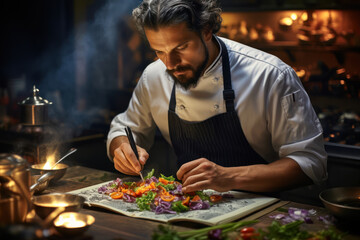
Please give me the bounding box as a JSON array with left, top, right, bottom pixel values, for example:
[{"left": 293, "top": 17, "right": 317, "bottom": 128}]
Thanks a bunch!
[
  {"left": 177, "top": 158, "right": 232, "bottom": 193},
  {"left": 111, "top": 136, "right": 149, "bottom": 175}
]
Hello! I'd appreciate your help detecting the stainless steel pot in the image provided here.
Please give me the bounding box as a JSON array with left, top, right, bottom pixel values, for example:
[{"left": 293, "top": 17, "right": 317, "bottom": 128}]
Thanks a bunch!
[
  {"left": 18, "top": 85, "right": 52, "bottom": 125},
  {"left": 0, "top": 154, "right": 56, "bottom": 224},
  {"left": 0, "top": 154, "right": 32, "bottom": 224}
]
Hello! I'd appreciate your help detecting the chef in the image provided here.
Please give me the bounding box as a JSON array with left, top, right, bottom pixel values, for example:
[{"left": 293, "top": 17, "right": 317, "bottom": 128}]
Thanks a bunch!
[{"left": 107, "top": 0, "right": 327, "bottom": 194}]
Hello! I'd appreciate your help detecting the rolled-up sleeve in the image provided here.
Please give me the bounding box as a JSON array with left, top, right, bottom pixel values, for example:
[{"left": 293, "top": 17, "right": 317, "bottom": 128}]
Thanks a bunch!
[{"left": 268, "top": 68, "right": 327, "bottom": 184}]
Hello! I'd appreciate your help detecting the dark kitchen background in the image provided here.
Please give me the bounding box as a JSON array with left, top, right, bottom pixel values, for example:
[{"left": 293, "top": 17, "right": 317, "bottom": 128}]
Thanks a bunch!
[{"left": 0, "top": 0, "right": 359, "bottom": 205}]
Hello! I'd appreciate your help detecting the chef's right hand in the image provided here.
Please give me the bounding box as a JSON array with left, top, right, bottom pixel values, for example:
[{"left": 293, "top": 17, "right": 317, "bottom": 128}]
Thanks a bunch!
[{"left": 111, "top": 136, "right": 149, "bottom": 175}]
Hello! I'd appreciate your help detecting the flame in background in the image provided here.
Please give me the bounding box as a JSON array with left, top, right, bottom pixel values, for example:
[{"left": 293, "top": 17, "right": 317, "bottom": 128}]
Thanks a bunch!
[{"left": 43, "top": 153, "right": 56, "bottom": 169}]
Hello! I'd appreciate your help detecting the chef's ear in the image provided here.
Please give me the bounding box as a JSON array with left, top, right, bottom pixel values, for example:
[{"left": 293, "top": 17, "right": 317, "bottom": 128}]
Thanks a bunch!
[{"left": 201, "top": 26, "right": 213, "bottom": 42}]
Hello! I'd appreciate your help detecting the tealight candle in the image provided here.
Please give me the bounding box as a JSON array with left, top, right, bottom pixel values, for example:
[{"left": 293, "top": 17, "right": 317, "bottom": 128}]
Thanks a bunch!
[{"left": 54, "top": 213, "right": 86, "bottom": 228}]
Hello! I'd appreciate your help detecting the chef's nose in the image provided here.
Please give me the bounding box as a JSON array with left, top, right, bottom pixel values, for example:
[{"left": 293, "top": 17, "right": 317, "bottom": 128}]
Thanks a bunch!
[{"left": 164, "top": 52, "right": 180, "bottom": 70}]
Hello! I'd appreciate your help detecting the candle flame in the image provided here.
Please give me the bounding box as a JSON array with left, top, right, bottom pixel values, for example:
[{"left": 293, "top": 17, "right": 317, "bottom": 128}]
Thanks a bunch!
[{"left": 55, "top": 214, "right": 86, "bottom": 228}]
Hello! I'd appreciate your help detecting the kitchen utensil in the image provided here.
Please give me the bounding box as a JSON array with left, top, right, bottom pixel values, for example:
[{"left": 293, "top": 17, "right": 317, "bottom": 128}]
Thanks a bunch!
[
  {"left": 54, "top": 212, "right": 95, "bottom": 236},
  {"left": 0, "top": 153, "right": 32, "bottom": 224},
  {"left": 125, "top": 126, "right": 144, "bottom": 181},
  {"left": 319, "top": 187, "right": 360, "bottom": 220},
  {"left": 30, "top": 172, "right": 55, "bottom": 193},
  {"left": 31, "top": 163, "right": 68, "bottom": 183},
  {"left": 50, "top": 148, "right": 76, "bottom": 170},
  {"left": 18, "top": 85, "right": 52, "bottom": 125},
  {"left": 32, "top": 193, "right": 85, "bottom": 219}
]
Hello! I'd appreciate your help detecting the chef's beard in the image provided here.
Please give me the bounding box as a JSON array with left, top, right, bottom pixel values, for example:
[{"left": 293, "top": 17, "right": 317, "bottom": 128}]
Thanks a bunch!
[{"left": 166, "top": 38, "right": 209, "bottom": 90}]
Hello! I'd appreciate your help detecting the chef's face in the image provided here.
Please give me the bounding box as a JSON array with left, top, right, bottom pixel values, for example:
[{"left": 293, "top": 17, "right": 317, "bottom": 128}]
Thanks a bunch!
[{"left": 145, "top": 22, "right": 210, "bottom": 89}]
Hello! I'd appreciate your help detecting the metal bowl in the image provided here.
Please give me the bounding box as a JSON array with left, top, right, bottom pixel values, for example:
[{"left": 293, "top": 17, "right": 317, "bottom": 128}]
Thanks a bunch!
[
  {"left": 31, "top": 163, "right": 68, "bottom": 183},
  {"left": 32, "top": 193, "right": 85, "bottom": 219},
  {"left": 319, "top": 187, "right": 360, "bottom": 220},
  {"left": 53, "top": 212, "right": 95, "bottom": 236}
]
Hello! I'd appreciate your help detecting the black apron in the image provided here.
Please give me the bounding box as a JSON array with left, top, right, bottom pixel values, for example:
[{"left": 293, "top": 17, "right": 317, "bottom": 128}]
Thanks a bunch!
[{"left": 168, "top": 38, "right": 267, "bottom": 168}]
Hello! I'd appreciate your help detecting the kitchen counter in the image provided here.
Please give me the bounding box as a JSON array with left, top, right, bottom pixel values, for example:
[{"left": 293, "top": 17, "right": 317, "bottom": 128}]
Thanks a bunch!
[{"left": 32, "top": 166, "right": 359, "bottom": 240}]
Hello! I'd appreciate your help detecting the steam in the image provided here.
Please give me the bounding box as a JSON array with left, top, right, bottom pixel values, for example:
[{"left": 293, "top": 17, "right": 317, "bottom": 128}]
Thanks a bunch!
[{"left": 33, "top": 0, "right": 141, "bottom": 139}]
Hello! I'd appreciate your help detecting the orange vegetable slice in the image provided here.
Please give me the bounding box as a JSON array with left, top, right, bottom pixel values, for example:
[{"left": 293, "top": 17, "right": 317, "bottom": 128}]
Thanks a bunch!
[
  {"left": 210, "top": 195, "right": 222, "bottom": 203},
  {"left": 160, "top": 192, "right": 175, "bottom": 202},
  {"left": 110, "top": 191, "right": 124, "bottom": 199}
]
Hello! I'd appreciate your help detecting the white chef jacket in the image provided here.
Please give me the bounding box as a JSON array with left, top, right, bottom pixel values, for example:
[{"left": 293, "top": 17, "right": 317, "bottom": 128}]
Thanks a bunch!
[{"left": 107, "top": 36, "right": 328, "bottom": 184}]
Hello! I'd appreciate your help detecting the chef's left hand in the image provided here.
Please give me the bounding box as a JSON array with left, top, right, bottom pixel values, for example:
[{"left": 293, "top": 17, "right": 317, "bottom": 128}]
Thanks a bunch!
[{"left": 177, "top": 158, "right": 232, "bottom": 193}]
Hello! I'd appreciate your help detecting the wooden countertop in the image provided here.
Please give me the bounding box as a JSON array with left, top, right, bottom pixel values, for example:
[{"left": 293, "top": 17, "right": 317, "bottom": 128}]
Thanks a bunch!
[{"left": 38, "top": 166, "right": 359, "bottom": 240}]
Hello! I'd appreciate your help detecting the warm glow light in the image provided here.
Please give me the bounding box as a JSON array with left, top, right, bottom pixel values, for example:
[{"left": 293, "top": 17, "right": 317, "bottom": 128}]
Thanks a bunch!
[
  {"left": 280, "top": 17, "right": 293, "bottom": 26},
  {"left": 290, "top": 13, "right": 297, "bottom": 21},
  {"left": 340, "top": 80, "right": 345, "bottom": 85},
  {"left": 55, "top": 214, "right": 86, "bottom": 228},
  {"left": 36, "top": 202, "right": 70, "bottom": 207},
  {"left": 54, "top": 202, "right": 70, "bottom": 207},
  {"left": 265, "top": 31, "right": 275, "bottom": 42},
  {"left": 301, "top": 12, "right": 308, "bottom": 21},
  {"left": 336, "top": 68, "right": 346, "bottom": 74},
  {"left": 43, "top": 153, "right": 56, "bottom": 169}
]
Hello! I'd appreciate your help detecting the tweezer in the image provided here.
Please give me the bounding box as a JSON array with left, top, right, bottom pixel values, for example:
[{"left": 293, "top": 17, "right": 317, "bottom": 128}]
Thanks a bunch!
[{"left": 125, "top": 126, "right": 144, "bottom": 182}]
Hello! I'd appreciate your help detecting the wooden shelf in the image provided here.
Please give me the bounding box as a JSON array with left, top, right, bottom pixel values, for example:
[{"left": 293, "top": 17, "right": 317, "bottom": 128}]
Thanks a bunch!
[
  {"left": 246, "top": 41, "right": 360, "bottom": 52},
  {"left": 220, "top": 0, "right": 360, "bottom": 12}
]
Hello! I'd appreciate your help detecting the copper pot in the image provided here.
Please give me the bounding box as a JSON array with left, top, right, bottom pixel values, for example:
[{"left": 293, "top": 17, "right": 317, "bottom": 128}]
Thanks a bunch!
[{"left": 18, "top": 85, "right": 52, "bottom": 125}]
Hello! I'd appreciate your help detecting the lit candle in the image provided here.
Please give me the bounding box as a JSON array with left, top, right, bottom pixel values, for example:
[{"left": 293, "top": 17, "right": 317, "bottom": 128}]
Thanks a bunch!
[{"left": 55, "top": 213, "right": 86, "bottom": 228}]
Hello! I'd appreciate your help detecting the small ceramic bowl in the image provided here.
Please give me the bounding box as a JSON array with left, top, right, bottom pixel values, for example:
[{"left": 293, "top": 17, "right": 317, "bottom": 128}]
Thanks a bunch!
[
  {"left": 31, "top": 163, "right": 68, "bottom": 183},
  {"left": 53, "top": 212, "right": 95, "bottom": 236},
  {"left": 32, "top": 193, "right": 85, "bottom": 219}
]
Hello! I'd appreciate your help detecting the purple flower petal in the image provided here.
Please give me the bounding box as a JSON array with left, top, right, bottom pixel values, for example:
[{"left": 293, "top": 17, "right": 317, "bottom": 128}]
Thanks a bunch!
[
  {"left": 123, "top": 193, "right": 136, "bottom": 203},
  {"left": 208, "top": 229, "right": 222, "bottom": 240},
  {"left": 288, "top": 207, "right": 309, "bottom": 220},
  {"left": 189, "top": 200, "right": 210, "bottom": 210},
  {"left": 269, "top": 214, "right": 286, "bottom": 220}
]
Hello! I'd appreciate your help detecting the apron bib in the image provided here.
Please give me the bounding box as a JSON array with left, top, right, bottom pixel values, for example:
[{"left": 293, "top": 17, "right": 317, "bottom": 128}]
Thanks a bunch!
[{"left": 168, "top": 38, "right": 267, "bottom": 168}]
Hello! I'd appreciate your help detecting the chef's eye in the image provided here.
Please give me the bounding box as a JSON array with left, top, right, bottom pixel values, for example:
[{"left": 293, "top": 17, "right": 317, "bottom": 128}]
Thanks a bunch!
[
  {"left": 176, "top": 44, "right": 187, "bottom": 51},
  {"left": 155, "top": 51, "right": 165, "bottom": 57}
]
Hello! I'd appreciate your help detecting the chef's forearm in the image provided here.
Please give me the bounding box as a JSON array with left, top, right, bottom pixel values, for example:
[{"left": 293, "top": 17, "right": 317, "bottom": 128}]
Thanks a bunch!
[
  {"left": 109, "top": 136, "right": 129, "bottom": 158},
  {"left": 230, "top": 157, "right": 312, "bottom": 192}
]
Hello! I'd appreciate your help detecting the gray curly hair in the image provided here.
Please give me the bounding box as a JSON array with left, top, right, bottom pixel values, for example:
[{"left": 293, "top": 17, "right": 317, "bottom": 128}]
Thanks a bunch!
[{"left": 132, "top": 0, "right": 222, "bottom": 37}]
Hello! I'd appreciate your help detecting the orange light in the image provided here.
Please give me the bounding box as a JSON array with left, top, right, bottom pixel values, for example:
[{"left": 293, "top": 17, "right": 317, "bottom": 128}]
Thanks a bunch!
[
  {"left": 336, "top": 68, "right": 346, "bottom": 75},
  {"left": 340, "top": 80, "right": 345, "bottom": 85},
  {"left": 301, "top": 12, "right": 308, "bottom": 21},
  {"left": 290, "top": 13, "right": 297, "bottom": 21},
  {"left": 54, "top": 213, "right": 86, "bottom": 228},
  {"left": 280, "top": 17, "right": 293, "bottom": 26},
  {"left": 43, "top": 153, "right": 56, "bottom": 169}
]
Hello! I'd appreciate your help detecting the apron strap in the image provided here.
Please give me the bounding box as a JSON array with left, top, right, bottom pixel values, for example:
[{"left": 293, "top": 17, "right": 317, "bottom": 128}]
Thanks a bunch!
[
  {"left": 168, "top": 37, "right": 236, "bottom": 113},
  {"left": 218, "top": 38, "right": 235, "bottom": 113},
  {"left": 169, "top": 84, "right": 176, "bottom": 112}
]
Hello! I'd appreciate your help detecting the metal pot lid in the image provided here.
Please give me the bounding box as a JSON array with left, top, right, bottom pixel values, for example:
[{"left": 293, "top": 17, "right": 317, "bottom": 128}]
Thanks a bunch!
[
  {"left": 0, "top": 153, "right": 27, "bottom": 170},
  {"left": 18, "top": 85, "right": 52, "bottom": 106}
]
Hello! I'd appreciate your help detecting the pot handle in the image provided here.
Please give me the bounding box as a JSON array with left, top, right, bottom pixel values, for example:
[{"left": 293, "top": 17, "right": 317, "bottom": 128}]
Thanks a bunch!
[{"left": 30, "top": 172, "right": 55, "bottom": 193}]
